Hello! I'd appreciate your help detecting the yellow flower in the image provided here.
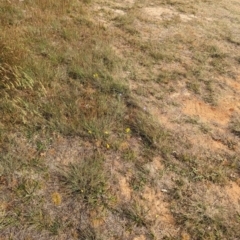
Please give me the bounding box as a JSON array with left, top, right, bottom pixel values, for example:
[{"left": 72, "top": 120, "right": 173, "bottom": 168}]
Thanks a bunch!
[
  {"left": 104, "top": 131, "right": 109, "bottom": 135},
  {"left": 106, "top": 144, "right": 110, "bottom": 149},
  {"left": 125, "top": 128, "right": 131, "bottom": 133},
  {"left": 52, "top": 192, "right": 62, "bottom": 206},
  {"left": 93, "top": 73, "right": 99, "bottom": 78},
  {"left": 88, "top": 130, "right": 92, "bottom": 134}
]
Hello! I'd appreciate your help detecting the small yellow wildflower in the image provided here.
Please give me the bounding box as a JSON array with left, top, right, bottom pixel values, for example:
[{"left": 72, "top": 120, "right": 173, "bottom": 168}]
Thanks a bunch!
[
  {"left": 125, "top": 128, "right": 131, "bottom": 133},
  {"left": 88, "top": 130, "right": 92, "bottom": 134},
  {"left": 52, "top": 192, "right": 62, "bottom": 206},
  {"left": 93, "top": 73, "right": 99, "bottom": 78},
  {"left": 106, "top": 144, "right": 110, "bottom": 149},
  {"left": 104, "top": 131, "right": 109, "bottom": 135}
]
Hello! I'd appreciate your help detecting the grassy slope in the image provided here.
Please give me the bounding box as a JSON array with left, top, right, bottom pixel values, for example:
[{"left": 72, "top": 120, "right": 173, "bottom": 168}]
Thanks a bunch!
[{"left": 0, "top": 0, "right": 240, "bottom": 239}]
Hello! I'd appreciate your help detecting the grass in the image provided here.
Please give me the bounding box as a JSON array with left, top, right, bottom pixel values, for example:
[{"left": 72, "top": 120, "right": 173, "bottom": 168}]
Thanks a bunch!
[
  {"left": 230, "top": 114, "right": 240, "bottom": 137},
  {"left": 120, "top": 203, "right": 148, "bottom": 228},
  {"left": 1, "top": 0, "right": 240, "bottom": 239},
  {"left": 171, "top": 182, "right": 240, "bottom": 239},
  {"left": 59, "top": 154, "right": 108, "bottom": 207}
]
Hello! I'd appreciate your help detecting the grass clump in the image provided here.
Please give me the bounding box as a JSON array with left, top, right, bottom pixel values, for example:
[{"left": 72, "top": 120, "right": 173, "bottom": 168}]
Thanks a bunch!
[
  {"left": 59, "top": 154, "right": 108, "bottom": 207},
  {"left": 229, "top": 115, "right": 240, "bottom": 137},
  {"left": 127, "top": 110, "right": 169, "bottom": 148}
]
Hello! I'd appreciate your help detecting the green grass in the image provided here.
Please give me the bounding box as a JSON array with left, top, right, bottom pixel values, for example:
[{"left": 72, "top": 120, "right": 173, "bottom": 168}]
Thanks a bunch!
[{"left": 59, "top": 154, "right": 108, "bottom": 207}]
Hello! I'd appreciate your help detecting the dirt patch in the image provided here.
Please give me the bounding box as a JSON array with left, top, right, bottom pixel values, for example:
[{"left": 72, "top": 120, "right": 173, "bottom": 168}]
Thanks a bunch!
[
  {"left": 144, "top": 156, "right": 164, "bottom": 177},
  {"left": 143, "top": 7, "right": 175, "bottom": 21},
  {"left": 143, "top": 7, "right": 196, "bottom": 22},
  {"left": 183, "top": 97, "right": 233, "bottom": 125},
  {"left": 107, "top": 158, "right": 134, "bottom": 203},
  {"left": 224, "top": 181, "right": 240, "bottom": 208},
  {"left": 45, "top": 137, "right": 94, "bottom": 167},
  {"left": 140, "top": 186, "right": 177, "bottom": 238},
  {"left": 218, "top": 96, "right": 240, "bottom": 116},
  {"left": 144, "top": 96, "right": 228, "bottom": 152},
  {"left": 144, "top": 99, "right": 181, "bottom": 131},
  {"left": 133, "top": 235, "right": 146, "bottom": 240},
  {"left": 118, "top": 175, "right": 132, "bottom": 201},
  {"left": 188, "top": 133, "right": 227, "bottom": 152},
  {"left": 224, "top": 77, "right": 240, "bottom": 92},
  {"left": 142, "top": 187, "right": 175, "bottom": 225},
  {"left": 181, "top": 232, "right": 191, "bottom": 240}
]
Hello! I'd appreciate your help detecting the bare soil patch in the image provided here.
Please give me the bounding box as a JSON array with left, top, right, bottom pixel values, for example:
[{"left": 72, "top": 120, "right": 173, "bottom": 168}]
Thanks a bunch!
[
  {"left": 143, "top": 6, "right": 196, "bottom": 22},
  {"left": 183, "top": 97, "right": 232, "bottom": 125}
]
